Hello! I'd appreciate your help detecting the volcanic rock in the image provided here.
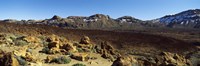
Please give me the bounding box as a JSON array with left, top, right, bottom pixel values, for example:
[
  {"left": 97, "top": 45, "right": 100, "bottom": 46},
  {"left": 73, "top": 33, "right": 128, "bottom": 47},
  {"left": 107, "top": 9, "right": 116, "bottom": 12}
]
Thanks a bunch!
[
  {"left": 79, "top": 36, "right": 90, "bottom": 44},
  {"left": 61, "top": 43, "right": 77, "bottom": 52},
  {"left": 112, "top": 56, "right": 133, "bottom": 66},
  {"left": 0, "top": 52, "right": 20, "bottom": 66},
  {"left": 71, "top": 53, "right": 89, "bottom": 61},
  {"left": 157, "top": 52, "right": 191, "bottom": 66}
]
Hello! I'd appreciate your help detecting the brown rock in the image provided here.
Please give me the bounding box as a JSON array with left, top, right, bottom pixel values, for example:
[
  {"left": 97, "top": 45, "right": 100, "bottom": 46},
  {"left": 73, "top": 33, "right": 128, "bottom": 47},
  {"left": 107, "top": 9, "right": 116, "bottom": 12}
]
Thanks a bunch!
[
  {"left": 112, "top": 56, "right": 132, "bottom": 66},
  {"left": 46, "top": 34, "right": 60, "bottom": 43},
  {"left": 158, "top": 52, "right": 191, "bottom": 66},
  {"left": 49, "top": 47, "right": 61, "bottom": 54},
  {"left": 61, "top": 43, "right": 77, "bottom": 52},
  {"left": 45, "top": 55, "right": 56, "bottom": 63},
  {"left": 23, "top": 36, "right": 40, "bottom": 43},
  {"left": 13, "top": 46, "right": 27, "bottom": 57},
  {"left": 79, "top": 36, "right": 90, "bottom": 44},
  {"left": 0, "top": 52, "right": 20, "bottom": 66},
  {"left": 98, "top": 41, "right": 119, "bottom": 61},
  {"left": 25, "top": 52, "right": 35, "bottom": 62},
  {"left": 100, "top": 41, "right": 116, "bottom": 55},
  {"left": 48, "top": 42, "right": 60, "bottom": 49},
  {"left": 71, "top": 53, "right": 89, "bottom": 61}
]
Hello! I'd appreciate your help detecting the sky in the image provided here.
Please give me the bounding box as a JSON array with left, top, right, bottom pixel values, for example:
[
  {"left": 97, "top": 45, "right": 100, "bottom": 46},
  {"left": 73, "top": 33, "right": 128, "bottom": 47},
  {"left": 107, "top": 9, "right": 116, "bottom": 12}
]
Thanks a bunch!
[{"left": 0, "top": 0, "right": 199, "bottom": 20}]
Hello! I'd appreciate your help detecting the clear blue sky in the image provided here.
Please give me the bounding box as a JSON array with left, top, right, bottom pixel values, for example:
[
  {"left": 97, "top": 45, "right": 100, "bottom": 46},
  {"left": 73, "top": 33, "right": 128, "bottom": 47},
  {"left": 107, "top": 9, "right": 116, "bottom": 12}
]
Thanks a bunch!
[{"left": 0, "top": 0, "right": 199, "bottom": 20}]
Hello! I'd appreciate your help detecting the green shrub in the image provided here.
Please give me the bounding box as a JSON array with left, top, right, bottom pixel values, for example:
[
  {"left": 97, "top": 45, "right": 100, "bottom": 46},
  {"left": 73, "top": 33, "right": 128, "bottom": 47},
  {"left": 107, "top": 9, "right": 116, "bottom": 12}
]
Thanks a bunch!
[
  {"left": 14, "top": 40, "right": 28, "bottom": 46},
  {"left": 50, "top": 56, "right": 71, "bottom": 64},
  {"left": 72, "top": 63, "right": 86, "bottom": 66},
  {"left": 41, "top": 47, "right": 50, "bottom": 54},
  {"left": 16, "top": 56, "right": 28, "bottom": 66},
  {"left": 38, "top": 36, "right": 49, "bottom": 46},
  {"left": 76, "top": 48, "right": 84, "bottom": 52}
]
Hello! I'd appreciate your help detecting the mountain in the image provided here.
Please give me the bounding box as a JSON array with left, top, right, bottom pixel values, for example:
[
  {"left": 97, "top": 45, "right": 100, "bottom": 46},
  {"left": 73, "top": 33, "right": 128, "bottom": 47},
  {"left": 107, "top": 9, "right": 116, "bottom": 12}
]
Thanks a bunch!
[
  {"left": 0, "top": 9, "right": 200, "bottom": 29},
  {"left": 9, "top": 14, "right": 144, "bottom": 29},
  {"left": 152, "top": 9, "right": 200, "bottom": 28}
]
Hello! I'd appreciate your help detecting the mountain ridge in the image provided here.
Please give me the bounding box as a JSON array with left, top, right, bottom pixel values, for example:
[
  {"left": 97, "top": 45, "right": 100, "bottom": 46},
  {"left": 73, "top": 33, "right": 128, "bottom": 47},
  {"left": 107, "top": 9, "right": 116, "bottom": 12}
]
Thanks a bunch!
[{"left": 1, "top": 9, "right": 200, "bottom": 29}]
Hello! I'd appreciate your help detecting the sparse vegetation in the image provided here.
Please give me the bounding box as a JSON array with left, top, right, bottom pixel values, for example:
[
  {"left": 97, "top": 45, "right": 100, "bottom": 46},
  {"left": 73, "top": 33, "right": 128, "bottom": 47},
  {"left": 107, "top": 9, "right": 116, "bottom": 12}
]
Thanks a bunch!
[
  {"left": 77, "top": 48, "right": 84, "bottom": 52},
  {"left": 50, "top": 56, "right": 71, "bottom": 64},
  {"left": 14, "top": 40, "right": 28, "bottom": 46},
  {"left": 41, "top": 47, "right": 50, "bottom": 54},
  {"left": 16, "top": 56, "right": 28, "bottom": 66}
]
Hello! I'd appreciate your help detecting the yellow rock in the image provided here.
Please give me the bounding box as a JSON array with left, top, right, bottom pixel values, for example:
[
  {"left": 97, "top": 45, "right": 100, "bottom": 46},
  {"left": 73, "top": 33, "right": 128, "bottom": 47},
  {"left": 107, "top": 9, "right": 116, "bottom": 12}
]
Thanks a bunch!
[{"left": 71, "top": 53, "right": 89, "bottom": 61}]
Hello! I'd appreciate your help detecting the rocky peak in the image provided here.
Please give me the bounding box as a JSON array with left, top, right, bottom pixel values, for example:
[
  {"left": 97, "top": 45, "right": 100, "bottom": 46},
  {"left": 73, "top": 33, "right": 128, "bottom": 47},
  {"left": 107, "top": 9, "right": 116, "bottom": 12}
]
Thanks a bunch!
[
  {"left": 117, "top": 16, "right": 142, "bottom": 23},
  {"left": 89, "top": 14, "right": 110, "bottom": 20},
  {"left": 51, "top": 15, "right": 62, "bottom": 20}
]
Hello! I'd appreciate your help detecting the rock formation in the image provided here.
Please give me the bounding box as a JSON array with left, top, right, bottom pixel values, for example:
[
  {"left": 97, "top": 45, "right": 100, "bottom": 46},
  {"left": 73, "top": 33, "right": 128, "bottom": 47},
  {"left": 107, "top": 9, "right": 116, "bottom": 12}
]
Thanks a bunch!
[{"left": 0, "top": 51, "right": 20, "bottom": 66}]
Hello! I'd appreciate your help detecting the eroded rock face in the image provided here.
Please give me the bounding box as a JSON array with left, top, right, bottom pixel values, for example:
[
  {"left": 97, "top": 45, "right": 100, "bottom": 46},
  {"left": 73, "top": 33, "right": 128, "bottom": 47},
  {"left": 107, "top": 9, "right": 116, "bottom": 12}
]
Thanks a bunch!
[{"left": 0, "top": 52, "right": 20, "bottom": 66}]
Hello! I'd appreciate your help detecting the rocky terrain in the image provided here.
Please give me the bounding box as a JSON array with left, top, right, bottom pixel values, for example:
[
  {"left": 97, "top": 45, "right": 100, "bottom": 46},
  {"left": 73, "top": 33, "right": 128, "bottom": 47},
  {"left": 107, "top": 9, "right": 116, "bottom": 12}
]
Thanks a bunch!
[
  {"left": 0, "top": 9, "right": 200, "bottom": 66},
  {"left": 0, "top": 22, "right": 199, "bottom": 66}
]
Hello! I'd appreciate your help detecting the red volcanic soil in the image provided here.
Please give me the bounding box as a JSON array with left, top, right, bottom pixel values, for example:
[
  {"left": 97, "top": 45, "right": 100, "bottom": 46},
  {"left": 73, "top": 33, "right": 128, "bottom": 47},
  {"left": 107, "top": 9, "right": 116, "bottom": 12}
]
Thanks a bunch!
[{"left": 0, "top": 22, "right": 197, "bottom": 54}]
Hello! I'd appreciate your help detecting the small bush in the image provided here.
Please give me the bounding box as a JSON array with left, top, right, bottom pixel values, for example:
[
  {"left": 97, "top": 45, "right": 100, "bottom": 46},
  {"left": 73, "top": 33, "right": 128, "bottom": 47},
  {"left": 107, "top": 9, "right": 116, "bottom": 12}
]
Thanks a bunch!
[
  {"left": 14, "top": 40, "right": 28, "bottom": 46},
  {"left": 50, "top": 56, "right": 71, "bottom": 64},
  {"left": 16, "top": 56, "right": 28, "bottom": 66},
  {"left": 41, "top": 47, "right": 50, "bottom": 54},
  {"left": 38, "top": 36, "right": 49, "bottom": 46},
  {"left": 72, "top": 63, "right": 86, "bottom": 66},
  {"left": 76, "top": 48, "right": 84, "bottom": 52}
]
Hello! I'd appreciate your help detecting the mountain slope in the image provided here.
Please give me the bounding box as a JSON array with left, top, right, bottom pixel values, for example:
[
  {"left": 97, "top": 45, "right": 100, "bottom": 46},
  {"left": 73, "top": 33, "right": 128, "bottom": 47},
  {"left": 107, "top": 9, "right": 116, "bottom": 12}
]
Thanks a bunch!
[{"left": 152, "top": 9, "right": 200, "bottom": 28}]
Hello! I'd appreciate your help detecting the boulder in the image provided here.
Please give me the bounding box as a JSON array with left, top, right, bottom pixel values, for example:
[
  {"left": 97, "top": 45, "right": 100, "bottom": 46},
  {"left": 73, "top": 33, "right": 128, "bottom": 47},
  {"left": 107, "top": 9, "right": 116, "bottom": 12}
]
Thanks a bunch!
[
  {"left": 61, "top": 43, "right": 77, "bottom": 52},
  {"left": 0, "top": 52, "right": 20, "bottom": 66},
  {"left": 13, "top": 46, "right": 28, "bottom": 57},
  {"left": 24, "top": 52, "right": 36, "bottom": 62},
  {"left": 49, "top": 47, "right": 61, "bottom": 54},
  {"left": 71, "top": 53, "right": 89, "bottom": 61},
  {"left": 97, "top": 41, "right": 119, "bottom": 61},
  {"left": 48, "top": 42, "right": 60, "bottom": 49},
  {"left": 112, "top": 56, "right": 133, "bottom": 66},
  {"left": 112, "top": 56, "right": 160, "bottom": 66},
  {"left": 46, "top": 34, "right": 61, "bottom": 43},
  {"left": 100, "top": 41, "right": 116, "bottom": 55},
  {"left": 45, "top": 55, "right": 56, "bottom": 63},
  {"left": 79, "top": 36, "right": 90, "bottom": 44},
  {"left": 46, "top": 34, "right": 68, "bottom": 49},
  {"left": 23, "top": 36, "right": 40, "bottom": 43},
  {"left": 158, "top": 52, "right": 191, "bottom": 66}
]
